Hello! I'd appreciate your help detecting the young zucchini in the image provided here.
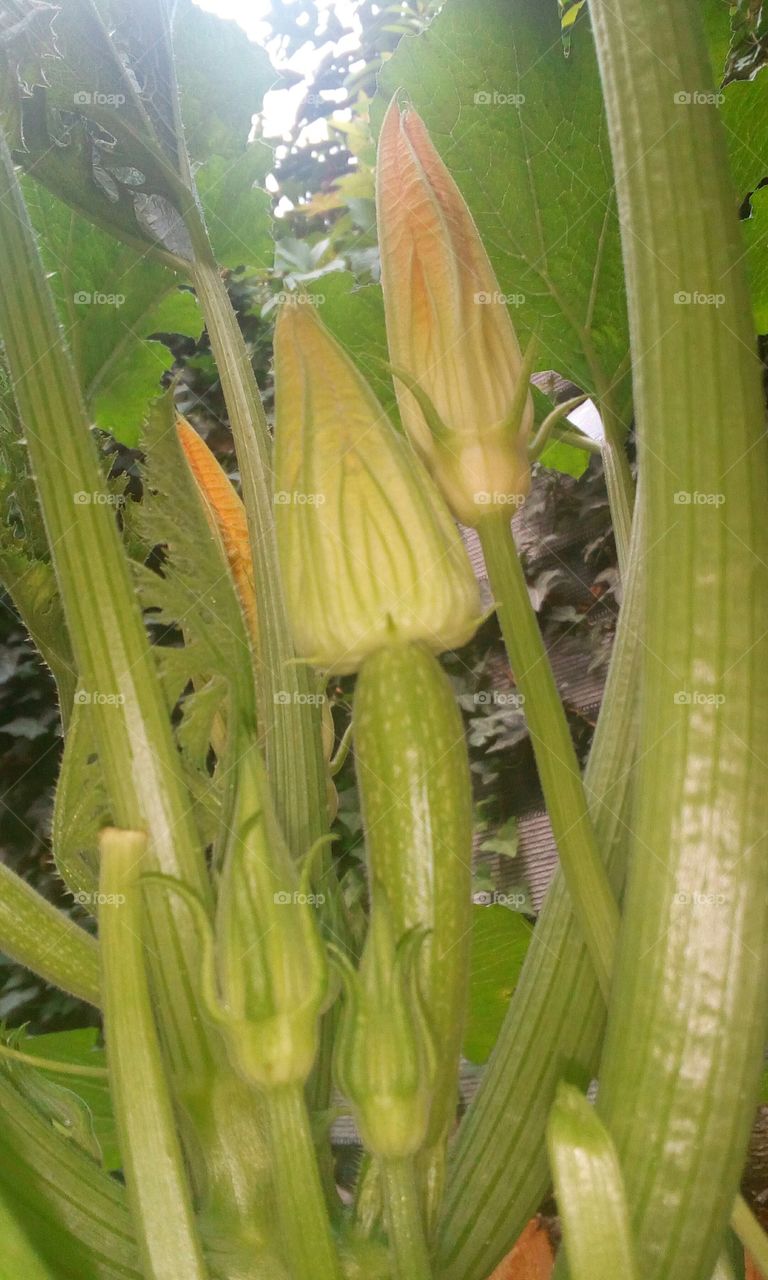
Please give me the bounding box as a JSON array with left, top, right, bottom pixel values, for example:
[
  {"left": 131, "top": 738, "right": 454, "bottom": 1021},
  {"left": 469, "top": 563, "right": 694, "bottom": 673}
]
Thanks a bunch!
[{"left": 353, "top": 640, "right": 473, "bottom": 1166}]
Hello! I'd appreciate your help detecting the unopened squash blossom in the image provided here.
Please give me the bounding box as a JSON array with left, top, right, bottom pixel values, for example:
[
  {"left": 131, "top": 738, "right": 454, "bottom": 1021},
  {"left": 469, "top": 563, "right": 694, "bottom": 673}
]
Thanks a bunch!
[
  {"left": 273, "top": 300, "right": 481, "bottom": 673},
  {"left": 333, "top": 899, "right": 436, "bottom": 1159},
  {"left": 274, "top": 299, "right": 477, "bottom": 1209},
  {"left": 377, "top": 96, "right": 534, "bottom": 527}
]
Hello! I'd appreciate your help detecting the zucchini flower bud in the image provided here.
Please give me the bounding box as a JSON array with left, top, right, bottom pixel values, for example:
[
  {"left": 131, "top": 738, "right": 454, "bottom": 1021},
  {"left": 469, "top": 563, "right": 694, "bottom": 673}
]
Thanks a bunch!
[
  {"left": 155, "top": 742, "right": 329, "bottom": 1090},
  {"left": 274, "top": 301, "right": 480, "bottom": 674},
  {"left": 332, "top": 899, "right": 436, "bottom": 1158},
  {"left": 376, "top": 96, "right": 535, "bottom": 527}
]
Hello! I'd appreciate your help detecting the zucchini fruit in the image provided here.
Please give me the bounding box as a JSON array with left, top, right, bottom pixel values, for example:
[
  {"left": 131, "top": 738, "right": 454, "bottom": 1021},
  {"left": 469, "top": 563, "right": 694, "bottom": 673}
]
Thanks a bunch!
[{"left": 353, "top": 642, "right": 473, "bottom": 1163}]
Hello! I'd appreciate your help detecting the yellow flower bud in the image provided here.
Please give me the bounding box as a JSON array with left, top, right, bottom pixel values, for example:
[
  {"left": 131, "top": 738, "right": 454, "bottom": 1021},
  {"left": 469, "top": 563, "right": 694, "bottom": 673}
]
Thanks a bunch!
[
  {"left": 274, "top": 301, "right": 481, "bottom": 674},
  {"left": 377, "top": 96, "right": 534, "bottom": 527}
]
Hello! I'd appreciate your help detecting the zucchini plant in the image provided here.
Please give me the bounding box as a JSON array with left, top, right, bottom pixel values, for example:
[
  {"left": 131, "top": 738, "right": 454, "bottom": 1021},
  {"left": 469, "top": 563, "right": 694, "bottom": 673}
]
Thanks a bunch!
[{"left": 0, "top": 0, "right": 767, "bottom": 1278}]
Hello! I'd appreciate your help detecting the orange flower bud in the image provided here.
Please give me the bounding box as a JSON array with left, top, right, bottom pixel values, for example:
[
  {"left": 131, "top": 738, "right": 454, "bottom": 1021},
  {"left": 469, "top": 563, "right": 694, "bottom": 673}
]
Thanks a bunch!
[
  {"left": 176, "top": 416, "right": 258, "bottom": 644},
  {"left": 377, "top": 97, "right": 534, "bottom": 526}
]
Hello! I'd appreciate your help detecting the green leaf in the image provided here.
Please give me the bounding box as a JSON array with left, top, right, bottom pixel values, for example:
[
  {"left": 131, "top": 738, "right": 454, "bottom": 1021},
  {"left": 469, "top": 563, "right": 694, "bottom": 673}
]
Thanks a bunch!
[
  {"left": 22, "top": 182, "right": 203, "bottom": 444},
  {"left": 131, "top": 395, "right": 256, "bottom": 849},
  {"left": 479, "top": 816, "right": 519, "bottom": 858},
  {"left": 374, "top": 0, "right": 630, "bottom": 406},
  {"left": 463, "top": 905, "right": 532, "bottom": 1064},
  {"left": 173, "top": 0, "right": 276, "bottom": 161},
  {"left": 743, "top": 185, "right": 768, "bottom": 334},
  {"left": 547, "top": 1084, "right": 639, "bottom": 1280},
  {"left": 20, "top": 1030, "right": 115, "bottom": 1172},
  {"left": 539, "top": 437, "right": 590, "bottom": 478},
  {"left": 315, "top": 272, "right": 401, "bottom": 424},
  {"left": 52, "top": 698, "right": 108, "bottom": 903},
  {"left": 0, "top": 1179, "right": 59, "bottom": 1279},
  {"left": 195, "top": 144, "right": 274, "bottom": 270}
]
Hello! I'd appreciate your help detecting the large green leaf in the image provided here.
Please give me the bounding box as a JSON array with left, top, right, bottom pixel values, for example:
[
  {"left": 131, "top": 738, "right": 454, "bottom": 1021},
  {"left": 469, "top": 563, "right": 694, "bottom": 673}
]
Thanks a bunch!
[
  {"left": 173, "top": 0, "right": 275, "bottom": 160},
  {"left": 316, "top": 272, "right": 400, "bottom": 422},
  {"left": 6, "top": 0, "right": 276, "bottom": 275},
  {"left": 374, "top": 0, "right": 630, "bottom": 406},
  {"left": 463, "top": 905, "right": 532, "bottom": 1065},
  {"left": 22, "top": 182, "right": 203, "bottom": 445},
  {"left": 195, "top": 144, "right": 274, "bottom": 270}
]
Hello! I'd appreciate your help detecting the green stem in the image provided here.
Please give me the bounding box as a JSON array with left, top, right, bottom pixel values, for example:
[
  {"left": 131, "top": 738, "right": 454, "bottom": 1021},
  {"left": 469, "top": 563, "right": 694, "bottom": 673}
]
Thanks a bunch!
[
  {"left": 588, "top": 2, "right": 768, "bottom": 1277},
  {"left": 477, "top": 512, "right": 618, "bottom": 994},
  {"left": 552, "top": 425, "right": 602, "bottom": 455},
  {"left": 264, "top": 1084, "right": 342, "bottom": 1280},
  {"left": 0, "top": 132, "right": 213, "bottom": 1084},
  {"left": 382, "top": 1157, "right": 433, "bottom": 1280},
  {"left": 438, "top": 495, "right": 644, "bottom": 1280},
  {"left": 0, "top": 1043, "right": 107, "bottom": 1079},
  {"left": 731, "top": 1196, "right": 768, "bottom": 1277},
  {"left": 0, "top": 861, "right": 100, "bottom": 1007},
  {"left": 99, "top": 828, "right": 209, "bottom": 1280},
  {"left": 598, "top": 394, "right": 635, "bottom": 577}
]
